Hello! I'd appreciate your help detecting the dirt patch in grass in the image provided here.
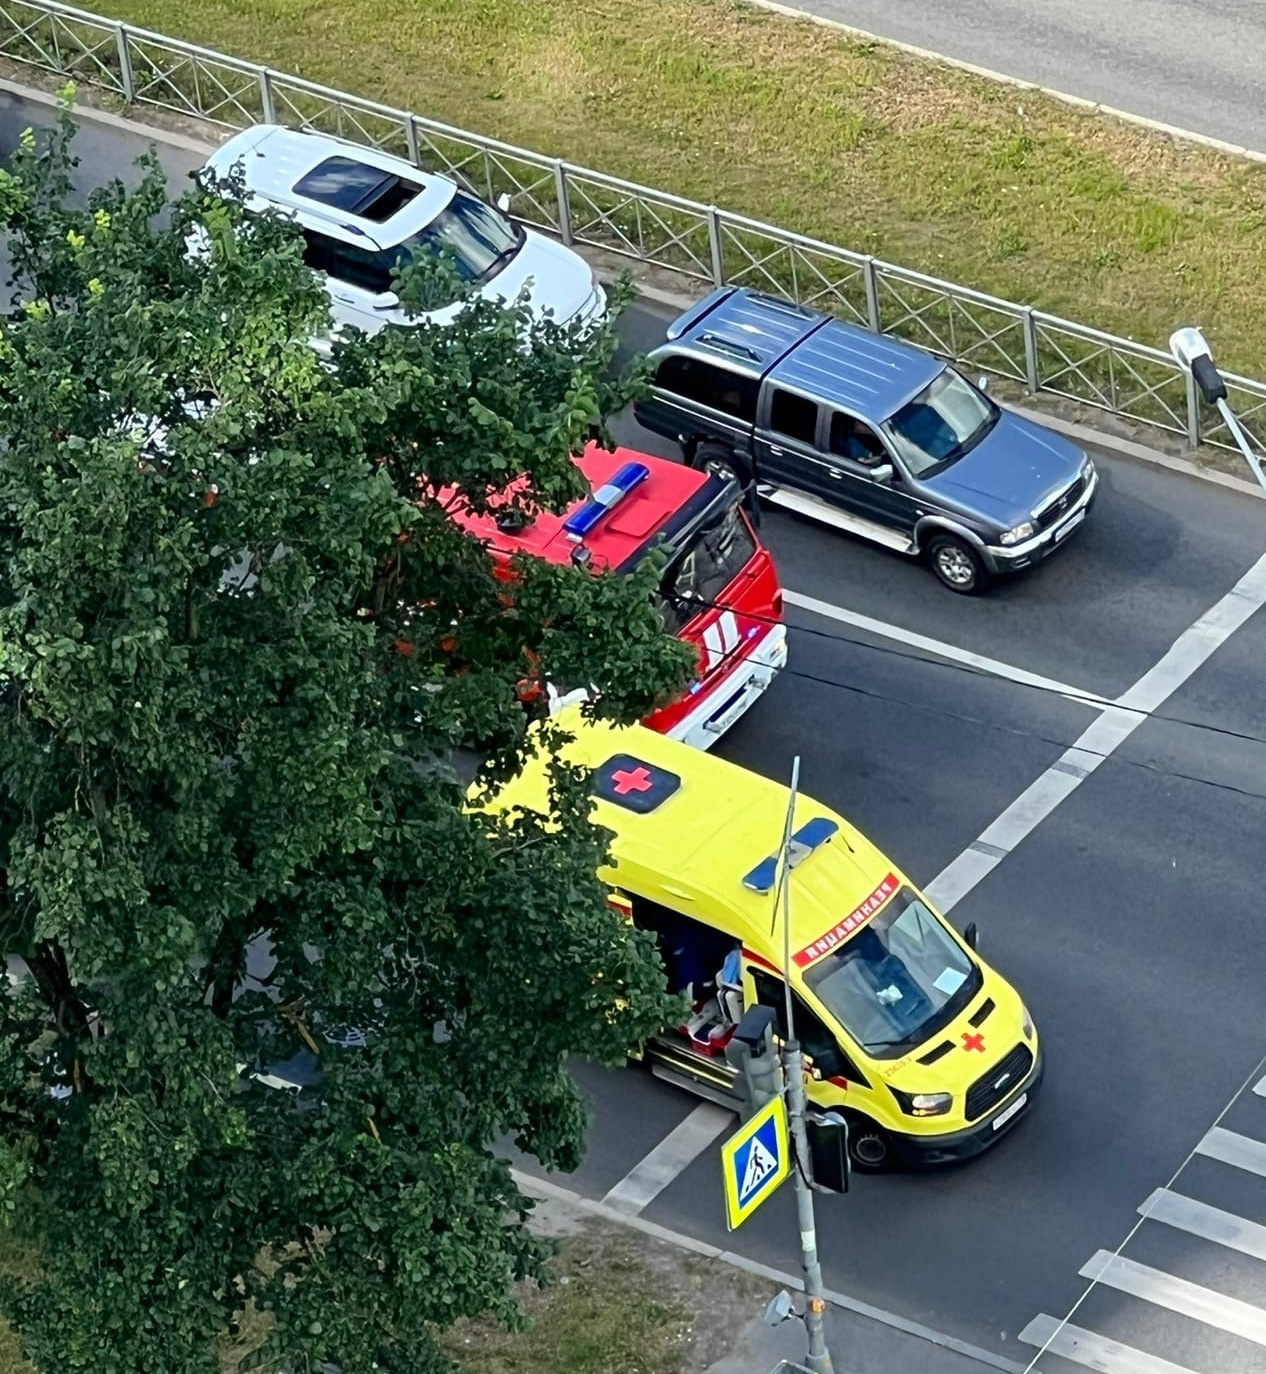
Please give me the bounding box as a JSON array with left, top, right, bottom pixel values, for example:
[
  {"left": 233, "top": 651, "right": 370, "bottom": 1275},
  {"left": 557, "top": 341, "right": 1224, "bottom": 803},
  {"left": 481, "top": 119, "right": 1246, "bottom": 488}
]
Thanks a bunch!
[
  {"left": 40, "top": 0, "right": 1266, "bottom": 377},
  {"left": 440, "top": 1200, "right": 769, "bottom": 1374}
]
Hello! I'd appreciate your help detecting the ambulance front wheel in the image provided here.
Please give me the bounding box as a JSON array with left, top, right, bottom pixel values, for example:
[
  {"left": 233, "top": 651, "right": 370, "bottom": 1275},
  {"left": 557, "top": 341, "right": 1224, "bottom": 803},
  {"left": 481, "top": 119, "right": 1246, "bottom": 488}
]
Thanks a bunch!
[
  {"left": 689, "top": 443, "right": 759, "bottom": 523},
  {"left": 845, "top": 1114, "right": 892, "bottom": 1172}
]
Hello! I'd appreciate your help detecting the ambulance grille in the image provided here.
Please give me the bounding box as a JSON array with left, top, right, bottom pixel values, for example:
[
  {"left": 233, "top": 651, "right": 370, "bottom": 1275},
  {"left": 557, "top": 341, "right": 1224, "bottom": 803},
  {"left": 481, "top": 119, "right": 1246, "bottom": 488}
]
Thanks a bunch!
[{"left": 965, "top": 1043, "right": 1032, "bottom": 1122}]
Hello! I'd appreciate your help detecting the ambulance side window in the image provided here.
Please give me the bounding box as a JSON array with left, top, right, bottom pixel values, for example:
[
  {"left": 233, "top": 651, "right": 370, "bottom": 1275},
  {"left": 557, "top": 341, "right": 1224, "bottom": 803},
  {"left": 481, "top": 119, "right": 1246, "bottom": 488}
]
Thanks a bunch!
[{"left": 749, "top": 969, "right": 867, "bottom": 1087}]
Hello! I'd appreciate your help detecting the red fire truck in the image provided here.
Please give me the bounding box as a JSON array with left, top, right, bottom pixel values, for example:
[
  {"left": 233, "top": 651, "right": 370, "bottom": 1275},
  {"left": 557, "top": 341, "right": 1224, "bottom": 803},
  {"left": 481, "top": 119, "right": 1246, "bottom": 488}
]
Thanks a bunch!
[{"left": 447, "top": 443, "right": 787, "bottom": 750}]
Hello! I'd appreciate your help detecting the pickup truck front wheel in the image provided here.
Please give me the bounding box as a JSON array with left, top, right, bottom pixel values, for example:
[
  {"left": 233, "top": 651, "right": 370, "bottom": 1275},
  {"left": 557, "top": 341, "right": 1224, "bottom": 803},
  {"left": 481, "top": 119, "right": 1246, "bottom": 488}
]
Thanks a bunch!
[
  {"left": 691, "top": 442, "right": 759, "bottom": 522},
  {"left": 926, "top": 533, "right": 991, "bottom": 595}
]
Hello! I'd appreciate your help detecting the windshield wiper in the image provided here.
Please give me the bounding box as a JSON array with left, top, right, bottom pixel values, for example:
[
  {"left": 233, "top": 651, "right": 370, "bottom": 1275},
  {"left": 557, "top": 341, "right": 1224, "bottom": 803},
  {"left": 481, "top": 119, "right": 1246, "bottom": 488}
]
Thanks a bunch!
[
  {"left": 476, "top": 242, "right": 523, "bottom": 285},
  {"left": 861, "top": 1033, "right": 919, "bottom": 1051}
]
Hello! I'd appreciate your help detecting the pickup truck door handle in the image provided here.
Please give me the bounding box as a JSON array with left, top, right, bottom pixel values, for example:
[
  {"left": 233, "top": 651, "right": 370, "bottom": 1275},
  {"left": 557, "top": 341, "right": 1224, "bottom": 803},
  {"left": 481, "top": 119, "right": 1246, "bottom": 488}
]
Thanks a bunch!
[
  {"left": 766, "top": 445, "right": 785, "bottom": 457},
  {"left": 332, "top": 292, "right": 356, "bottom": 304},
  {"left": 825, "top": 466, "right": 846, "bottom": 479}
]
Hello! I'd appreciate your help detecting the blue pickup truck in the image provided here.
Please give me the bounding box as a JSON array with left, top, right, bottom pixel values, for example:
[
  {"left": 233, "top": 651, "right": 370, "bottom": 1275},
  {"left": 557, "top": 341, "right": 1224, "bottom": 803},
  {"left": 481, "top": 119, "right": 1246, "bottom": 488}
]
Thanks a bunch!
[{"left": 633, "top": 288, "right": 1098, "bottom": 594}]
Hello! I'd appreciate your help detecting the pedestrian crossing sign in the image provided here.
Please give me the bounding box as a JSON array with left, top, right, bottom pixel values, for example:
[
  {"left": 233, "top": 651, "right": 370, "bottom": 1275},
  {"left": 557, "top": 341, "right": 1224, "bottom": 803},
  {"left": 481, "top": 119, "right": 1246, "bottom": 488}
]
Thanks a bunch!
[{"left": 721, "top": 1096, "right": 790, "bottom": 1231}]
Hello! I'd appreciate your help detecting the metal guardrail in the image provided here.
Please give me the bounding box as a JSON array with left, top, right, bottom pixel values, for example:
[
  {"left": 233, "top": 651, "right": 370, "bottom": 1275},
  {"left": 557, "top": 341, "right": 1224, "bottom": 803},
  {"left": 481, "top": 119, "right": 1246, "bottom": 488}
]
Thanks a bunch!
[{"left": 1, "top": 0, "right": 1265, "bottom": 455}]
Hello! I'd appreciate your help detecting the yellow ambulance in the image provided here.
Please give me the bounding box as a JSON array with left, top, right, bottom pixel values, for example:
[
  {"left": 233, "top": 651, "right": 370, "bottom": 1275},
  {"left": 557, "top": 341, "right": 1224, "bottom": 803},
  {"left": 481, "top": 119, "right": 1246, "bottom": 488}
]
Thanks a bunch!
[{"left": 481, "top": 711, "right": 1043, "bottom": 1170}]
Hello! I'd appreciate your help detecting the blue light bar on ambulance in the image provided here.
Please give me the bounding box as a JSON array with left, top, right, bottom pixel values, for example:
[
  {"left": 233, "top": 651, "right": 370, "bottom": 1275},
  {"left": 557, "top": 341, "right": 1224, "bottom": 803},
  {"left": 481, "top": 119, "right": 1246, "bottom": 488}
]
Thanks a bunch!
[
  {"left": 562, "top": 461, "right": 650, "bottom": 543},
  {"left": 742, "top": 817, "right": 839, "bottom": 894}
]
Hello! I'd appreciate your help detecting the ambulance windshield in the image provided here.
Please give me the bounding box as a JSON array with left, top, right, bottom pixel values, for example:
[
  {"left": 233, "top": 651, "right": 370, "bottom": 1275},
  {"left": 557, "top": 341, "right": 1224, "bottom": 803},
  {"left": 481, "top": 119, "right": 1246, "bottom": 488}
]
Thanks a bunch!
[
  {"left": 802, "top": 889, "right": 980, "bottom": 1058},
  {"left": 658, "top": 493, "right": 756, "bottom": 634}
]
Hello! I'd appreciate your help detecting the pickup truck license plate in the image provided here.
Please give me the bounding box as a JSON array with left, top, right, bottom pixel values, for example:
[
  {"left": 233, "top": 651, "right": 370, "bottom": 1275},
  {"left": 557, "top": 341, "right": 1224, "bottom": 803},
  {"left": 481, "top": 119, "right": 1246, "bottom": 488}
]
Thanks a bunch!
[
  {"left": 1054, "top": 510, "right": 1085, "bottom": 543},
  {"left": 992, "top": 1093, "right": 1027, "bottom": 1131}
]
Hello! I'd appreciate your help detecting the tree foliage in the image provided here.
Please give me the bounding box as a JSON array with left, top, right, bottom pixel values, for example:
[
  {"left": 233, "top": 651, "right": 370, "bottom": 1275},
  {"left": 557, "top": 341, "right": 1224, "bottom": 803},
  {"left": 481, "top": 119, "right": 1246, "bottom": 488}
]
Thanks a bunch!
[{"left": 0, "top": 108, "right": 691, "bottom": 1374}]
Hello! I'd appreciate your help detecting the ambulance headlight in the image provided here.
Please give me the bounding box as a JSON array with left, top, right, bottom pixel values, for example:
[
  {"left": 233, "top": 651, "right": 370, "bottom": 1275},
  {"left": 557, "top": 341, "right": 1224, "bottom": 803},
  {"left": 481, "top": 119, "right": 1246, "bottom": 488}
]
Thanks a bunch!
[
  {"left": 1020, "top": 1003, "right": 1035, "bottom": 1041},
  {"left": 891, "top": 1088, "right": 953, "bottom": 1117}
]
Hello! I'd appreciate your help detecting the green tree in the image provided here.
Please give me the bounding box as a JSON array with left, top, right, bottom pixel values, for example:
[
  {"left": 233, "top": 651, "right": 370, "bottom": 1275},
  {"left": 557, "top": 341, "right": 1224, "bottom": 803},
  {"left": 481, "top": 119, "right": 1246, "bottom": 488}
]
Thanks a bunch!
[{"left": 0, "top": 110, "right": 690, "bottom": 1374}]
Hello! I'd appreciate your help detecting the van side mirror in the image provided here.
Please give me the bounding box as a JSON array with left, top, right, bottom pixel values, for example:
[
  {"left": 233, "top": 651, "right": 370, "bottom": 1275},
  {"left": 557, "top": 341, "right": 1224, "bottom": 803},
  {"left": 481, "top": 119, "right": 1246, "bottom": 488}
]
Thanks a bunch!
[
  {"left": 808, "top": 1043, "right": 845, "bottom": 1080},
  {"left": 495, "top": 191, "right": 512, "bottom": 213},
  {"left": 976, "top": 375, "right": 990, "bottom": 394},
  {"left": 963, "top": 922, "right": 978, "bottom": 950},
  {"left": 869, "top": 463, "right": 895, "bottom": 485}
]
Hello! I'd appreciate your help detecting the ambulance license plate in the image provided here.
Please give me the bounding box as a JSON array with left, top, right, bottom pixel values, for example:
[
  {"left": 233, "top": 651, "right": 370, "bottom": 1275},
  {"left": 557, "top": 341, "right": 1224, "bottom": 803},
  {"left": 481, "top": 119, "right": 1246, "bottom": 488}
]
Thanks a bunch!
[{"left": 991, "top": 1093, "right": 1027, "bottom": 1131}]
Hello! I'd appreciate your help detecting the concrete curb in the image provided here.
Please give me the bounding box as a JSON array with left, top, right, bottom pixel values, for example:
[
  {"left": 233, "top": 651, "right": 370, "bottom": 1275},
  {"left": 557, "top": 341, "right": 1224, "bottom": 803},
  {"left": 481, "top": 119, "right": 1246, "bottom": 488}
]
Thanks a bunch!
[
  {"left": 739, "top": 0, "right": 1266, "bottom": 164},
  {"left": 512, "top": 1168, "right": 1025, "bottom": 1374},
  {"left": 5, "top": 74, "right": 1262, "bottom": 503}
]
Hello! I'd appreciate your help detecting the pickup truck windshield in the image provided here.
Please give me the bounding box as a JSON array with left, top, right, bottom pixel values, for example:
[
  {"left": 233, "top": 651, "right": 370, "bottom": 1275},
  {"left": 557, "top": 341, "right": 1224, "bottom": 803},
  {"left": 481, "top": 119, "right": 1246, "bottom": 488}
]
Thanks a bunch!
[
  {"left": 883, "top": 369, "right": 999, "bottom": 477},
  {"left": 802, "top": 888, "right": 982, "bottom": 1058}
]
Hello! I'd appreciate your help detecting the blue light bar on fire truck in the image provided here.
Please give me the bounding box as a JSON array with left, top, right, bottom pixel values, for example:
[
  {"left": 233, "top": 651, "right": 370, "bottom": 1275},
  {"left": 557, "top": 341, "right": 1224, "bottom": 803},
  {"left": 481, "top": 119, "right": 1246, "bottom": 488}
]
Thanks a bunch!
[
  {"left": 741, "top": 817, "right": 839, "bottom": 894},
  {"left": 562, "top": 461, "right": 650, "bottom": 542}
]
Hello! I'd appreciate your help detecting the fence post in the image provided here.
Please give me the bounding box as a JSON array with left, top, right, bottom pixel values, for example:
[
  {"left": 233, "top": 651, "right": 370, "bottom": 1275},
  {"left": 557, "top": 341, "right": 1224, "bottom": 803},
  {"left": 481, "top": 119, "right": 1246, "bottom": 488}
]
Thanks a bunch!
[
  {"left": 862, "top": 256, "right": 880, "bottom": 331},
  {"left": 554, "top": 161, "right": 573, "bottom": 245},
  {"left": 257, "top": 67, "right": 275, "bottom": 124},
  {"left": 707, "top": 207, "right": 724, "bottom": 287},
  {"left": 1184, "top": 369, "right": 1201, "bottom": 452},
  {"left": 114, "top": 23, "right": 134, "bottom": 104},
  {"left": 1022, "top": 307, "right": 1040, "bottom": 395},
  {"left": 404, "top": 115, "right": 420, "bottom": 168}
]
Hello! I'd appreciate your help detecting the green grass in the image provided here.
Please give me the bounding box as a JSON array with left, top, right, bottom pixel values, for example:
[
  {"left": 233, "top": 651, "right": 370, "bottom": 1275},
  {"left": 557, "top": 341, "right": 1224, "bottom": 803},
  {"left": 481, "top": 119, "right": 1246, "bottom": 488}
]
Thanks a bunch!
[
  {"left": 0, "top": 1233, "right": 38, "bottom": 1374},
  {"left": 51, "top": 0, "right": 1266, "bottom": 378}
]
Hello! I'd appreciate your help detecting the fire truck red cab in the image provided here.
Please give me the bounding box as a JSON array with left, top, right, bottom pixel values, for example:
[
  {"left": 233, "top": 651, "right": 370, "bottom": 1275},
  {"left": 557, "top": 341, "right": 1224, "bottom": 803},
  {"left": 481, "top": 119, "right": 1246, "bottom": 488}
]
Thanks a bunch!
[{"left": 449, "top": 443, "right": 787, "bottom": 750}]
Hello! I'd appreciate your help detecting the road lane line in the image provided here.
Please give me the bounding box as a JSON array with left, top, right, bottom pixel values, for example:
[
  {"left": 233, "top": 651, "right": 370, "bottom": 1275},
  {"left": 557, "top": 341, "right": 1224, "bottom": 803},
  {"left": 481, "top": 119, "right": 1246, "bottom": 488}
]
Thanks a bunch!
[
  {"left": 1140, "top": 1187, "right": 1266, "bottom": 1261},
  {"left": 783, "top": 588, "right": 1108, "bottom": 706},
  {"left": 1078, "top": 1250, "right": 1266, "bottom": 1345},
  {"left": 599, "top": 1102, "right": 733, "bottom": 1215},
  {"left": 513, "top": 1167, "right": 1026, "bottom": 1374},
  {"left": 1254, "top": 1076, "right": 1266, "bottom": 1098},
  {"left": 1019, "top": 1313, "right": 1199, "bottom": 1374},
  {"left": 925, "top": 551, "right": 1266, "bottom": 911},
  {"left": 1195, "top": 1126, "right": 1266, "bottom": 1179}
]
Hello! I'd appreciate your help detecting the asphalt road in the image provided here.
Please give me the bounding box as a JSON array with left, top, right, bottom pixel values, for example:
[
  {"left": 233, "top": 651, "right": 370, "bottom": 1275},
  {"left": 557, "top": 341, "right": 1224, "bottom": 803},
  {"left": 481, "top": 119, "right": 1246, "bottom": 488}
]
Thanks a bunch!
[
  {"left": 7, "top": 89, "right": 1266, "bottom": 1374},
  {"left": 783, "top": 0, "right": 1266, "bottom": 151}
]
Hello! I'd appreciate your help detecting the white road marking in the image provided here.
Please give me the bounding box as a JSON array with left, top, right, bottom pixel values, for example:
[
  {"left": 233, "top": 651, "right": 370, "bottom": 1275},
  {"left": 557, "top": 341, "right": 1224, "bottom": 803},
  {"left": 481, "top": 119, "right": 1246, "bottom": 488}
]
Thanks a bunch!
[
  {"left": 924, "top": 551, "right": 1266, "bottom": 911},
  {"left": 1019, "top": 1313, "right": 1200, "bottom": 1374},
  {"left": 1254, "top": 1075, "right": 1266, "bottom": 1098},
  {"left": 1140, "top": 1187, "right": 1266, "bottom": 1262},
  {"left": 599, "top": 1102, "right": 733, "bottom": 1215},
  {"left": 1195, "top": 1125, "right": 1266, "bottom": 1179},
  {"left": 783, "top": 588, "right": 1108, "bottom": 706},
  {"left": 1078, "top": 1250, "right": 1266, "bottom": 1346}
]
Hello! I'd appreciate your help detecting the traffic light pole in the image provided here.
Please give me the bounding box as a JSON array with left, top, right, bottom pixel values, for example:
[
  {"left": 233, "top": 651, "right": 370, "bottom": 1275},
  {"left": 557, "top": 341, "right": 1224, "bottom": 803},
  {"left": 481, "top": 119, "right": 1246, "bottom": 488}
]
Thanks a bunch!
[{"left": 777, "top": 758, "right": 834, "bottom": 1374}]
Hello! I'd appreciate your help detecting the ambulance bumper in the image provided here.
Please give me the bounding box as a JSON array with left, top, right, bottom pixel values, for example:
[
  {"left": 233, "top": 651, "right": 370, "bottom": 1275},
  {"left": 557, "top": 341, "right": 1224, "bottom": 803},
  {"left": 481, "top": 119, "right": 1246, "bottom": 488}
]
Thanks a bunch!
[
  {"left": 669, "top": 625, "right": 787, "bottom": 752},
  {"left": 892, "top": 1046, "right": 1045, "bottom": 1167}
]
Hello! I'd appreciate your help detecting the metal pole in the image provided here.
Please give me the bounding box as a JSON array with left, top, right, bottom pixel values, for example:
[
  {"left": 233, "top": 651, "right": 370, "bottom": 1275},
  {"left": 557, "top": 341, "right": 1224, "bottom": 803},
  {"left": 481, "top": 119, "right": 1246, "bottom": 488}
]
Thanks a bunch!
[
  {"left": 775, "top": 757, "right": 834, "bottom": 1374},
  {"left": 1214, "top": 396, "right": 1266, "bottom": 495}
]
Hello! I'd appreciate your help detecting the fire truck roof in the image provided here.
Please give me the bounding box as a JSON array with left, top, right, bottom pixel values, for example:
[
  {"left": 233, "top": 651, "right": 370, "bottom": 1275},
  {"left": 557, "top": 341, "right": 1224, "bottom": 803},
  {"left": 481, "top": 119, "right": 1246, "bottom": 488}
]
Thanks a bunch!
[{"left": 444, "top": 442, "right": 711, "bottom": 572}]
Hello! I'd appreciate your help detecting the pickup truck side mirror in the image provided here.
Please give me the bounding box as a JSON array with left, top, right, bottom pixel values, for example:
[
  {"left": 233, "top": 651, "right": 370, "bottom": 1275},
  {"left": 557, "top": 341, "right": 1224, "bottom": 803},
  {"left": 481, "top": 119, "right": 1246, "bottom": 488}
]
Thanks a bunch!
[
  {"left": 495, "top": 191, "right": 512, "bottom": 213},
  {"left": 976, "top": 374, "right": 990, "bottom": 394},
  {"left": 869, "top": 462, "right": 895, "bottom": 485}
]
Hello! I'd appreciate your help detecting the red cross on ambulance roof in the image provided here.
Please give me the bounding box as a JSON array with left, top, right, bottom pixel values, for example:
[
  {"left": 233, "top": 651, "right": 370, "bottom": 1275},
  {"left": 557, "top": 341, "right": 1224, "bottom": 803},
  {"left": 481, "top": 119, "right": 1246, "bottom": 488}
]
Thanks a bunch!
[{"left": 593, "top": 754, "right": 681, "bottom": 814}]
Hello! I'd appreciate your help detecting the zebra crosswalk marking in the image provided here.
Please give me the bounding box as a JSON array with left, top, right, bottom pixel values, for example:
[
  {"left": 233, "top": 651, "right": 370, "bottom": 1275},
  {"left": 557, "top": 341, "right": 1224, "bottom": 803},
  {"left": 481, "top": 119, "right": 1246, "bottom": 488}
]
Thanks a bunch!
[
  {"left": 1078, "top": 1250, "right": 1266, "bottom": 1348},
  {"left": 1140, "top": 1187, "right": 1266, "bottom": 1263},
  {"left": 1018, "top": 1313, "right": 1201, "bottom": 1374},
  {"left": 1195, "top": 1126, "right": 1266, "bottom": 1179}
]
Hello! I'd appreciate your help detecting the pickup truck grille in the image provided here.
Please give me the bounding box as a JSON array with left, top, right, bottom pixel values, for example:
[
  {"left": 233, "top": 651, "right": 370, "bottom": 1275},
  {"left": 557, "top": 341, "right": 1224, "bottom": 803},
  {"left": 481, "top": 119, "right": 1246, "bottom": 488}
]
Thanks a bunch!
[
  {"left": 1035, "top": 476, "right": 1085, "bottom": 531},
  {"left": 965, "top": 1043, "right": 1033, "bottom": 1121}
]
